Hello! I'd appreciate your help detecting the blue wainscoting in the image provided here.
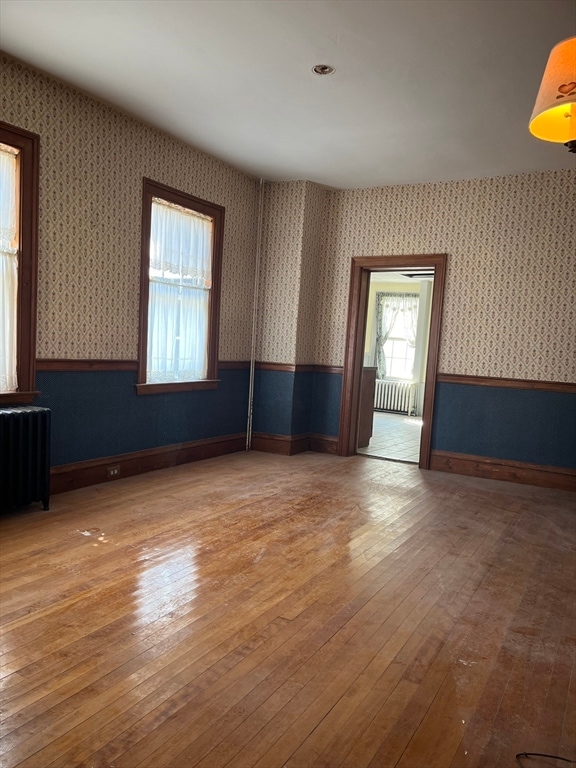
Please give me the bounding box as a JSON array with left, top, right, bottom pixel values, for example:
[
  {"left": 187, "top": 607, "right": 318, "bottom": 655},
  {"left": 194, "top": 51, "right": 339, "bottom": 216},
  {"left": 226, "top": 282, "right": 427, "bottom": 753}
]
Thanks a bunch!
[
  {"left": 35, "top": 368, "right": 250, "bottom": 467},
  {"left": 291, "top": 370, "right": 315, "bottom": 435},
  {"left": 251, "top": 369, "right": 298, "bottom": 436},
  {"left": 310, "top": 371, "right": 341, "bottom": 437},
  {"left": 432, "top": 382, "right": 576, "bottom": 469},
  {"left": 36, "top": 366, "right": 572, "bottom": 475},
  {"left": 252, "top": 368, "right": 341, "bottom": 438}
]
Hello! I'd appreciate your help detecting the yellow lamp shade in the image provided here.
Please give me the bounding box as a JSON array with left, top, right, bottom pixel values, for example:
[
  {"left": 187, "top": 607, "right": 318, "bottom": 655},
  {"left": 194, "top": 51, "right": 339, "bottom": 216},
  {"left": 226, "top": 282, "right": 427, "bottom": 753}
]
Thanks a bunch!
[{"left": 529, "top": 36, "right": 576, "bottom": 144}]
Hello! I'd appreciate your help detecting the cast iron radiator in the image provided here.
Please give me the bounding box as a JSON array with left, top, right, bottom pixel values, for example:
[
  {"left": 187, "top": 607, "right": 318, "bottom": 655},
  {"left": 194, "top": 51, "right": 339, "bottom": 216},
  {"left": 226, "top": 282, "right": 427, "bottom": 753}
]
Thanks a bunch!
[
  {"left": 374, "top": 379, "right": 417, "bottom": 415},
  {"left": 0, "top": 406, "right": 51, "bottom": 511}
]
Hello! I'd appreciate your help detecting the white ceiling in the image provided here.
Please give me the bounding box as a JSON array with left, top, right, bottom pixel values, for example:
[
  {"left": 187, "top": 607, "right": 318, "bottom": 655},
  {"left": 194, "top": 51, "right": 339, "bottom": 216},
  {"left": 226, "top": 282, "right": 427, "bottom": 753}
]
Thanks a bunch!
[
  {"left": 371, "top": 271, "right": 433, "bottom": 285},
  {"left": 1, "top": 0, "right": 575, "bottom": 189}
]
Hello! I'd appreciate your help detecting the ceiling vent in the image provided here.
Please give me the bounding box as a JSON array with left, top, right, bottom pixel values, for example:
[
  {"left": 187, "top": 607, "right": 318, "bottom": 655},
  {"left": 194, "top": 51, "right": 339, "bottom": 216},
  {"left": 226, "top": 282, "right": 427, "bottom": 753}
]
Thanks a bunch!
[{"left": 312, "top": 64, "right": 335, "bottom": 76}]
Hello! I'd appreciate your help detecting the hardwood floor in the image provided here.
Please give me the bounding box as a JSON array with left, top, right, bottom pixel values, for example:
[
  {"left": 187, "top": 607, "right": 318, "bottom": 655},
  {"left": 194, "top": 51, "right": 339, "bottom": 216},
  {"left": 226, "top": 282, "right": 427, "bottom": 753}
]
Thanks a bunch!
[{"left": 1, "top": 451, "right": 574, "bottom": 768}]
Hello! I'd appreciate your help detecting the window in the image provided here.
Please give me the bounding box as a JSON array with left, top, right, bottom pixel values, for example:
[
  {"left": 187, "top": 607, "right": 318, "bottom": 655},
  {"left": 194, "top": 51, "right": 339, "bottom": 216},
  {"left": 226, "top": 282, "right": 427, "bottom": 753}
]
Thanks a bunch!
[
  {"left": 136, "top": 179, "right": 224, "bottom": 394},
  {"left": 383, "top": 316, "right": 416, "bottom": 379},
  {"left": 0, "top": 122, "right": 39, "bottom": 404},
  {"left": 375, "top": 292, "right": 419, "bottom": 380}
]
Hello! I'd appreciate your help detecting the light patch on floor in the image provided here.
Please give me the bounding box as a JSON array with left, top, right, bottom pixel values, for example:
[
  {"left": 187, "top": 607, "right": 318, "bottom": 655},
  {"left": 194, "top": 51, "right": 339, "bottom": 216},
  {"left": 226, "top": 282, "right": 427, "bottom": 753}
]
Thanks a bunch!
[{"left": 357, "top": 411, "right": 422, "bottom": 462}]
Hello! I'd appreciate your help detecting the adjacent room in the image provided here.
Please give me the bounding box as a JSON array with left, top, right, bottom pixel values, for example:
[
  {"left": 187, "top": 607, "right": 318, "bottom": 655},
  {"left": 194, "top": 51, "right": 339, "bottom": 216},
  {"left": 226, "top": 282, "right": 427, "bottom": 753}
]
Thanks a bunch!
[{"left": 1, "top": 1, "right": 575, "bottom": 767}]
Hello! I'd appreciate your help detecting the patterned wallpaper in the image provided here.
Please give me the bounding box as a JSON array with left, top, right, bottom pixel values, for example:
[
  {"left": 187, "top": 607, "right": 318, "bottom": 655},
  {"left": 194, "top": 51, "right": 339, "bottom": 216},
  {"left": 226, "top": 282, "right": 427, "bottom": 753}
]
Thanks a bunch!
[
  {"left": 2, "top": 54, "right": 575, "bottom": 382},
  {"left": 257, "top": 180, "right": 327, "bottom": 365},
  {"left": 296, "top": 182, "right": 327, "bottom": 364},
  {"left": 312, "top": 170, "right": 576, "bottom": 381},
  {"left": 1, "top": 54, "right": 259, "bottom": 360},
  {"left": 256, "top": 180, "right": 306, "bottom": 363}
]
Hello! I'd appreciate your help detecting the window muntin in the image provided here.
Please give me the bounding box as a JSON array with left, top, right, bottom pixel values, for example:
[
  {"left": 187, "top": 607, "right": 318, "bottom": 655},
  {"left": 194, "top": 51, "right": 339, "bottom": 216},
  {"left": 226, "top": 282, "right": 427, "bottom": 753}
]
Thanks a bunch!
[{"left": 137, "top": 179, "right": 224, "bottom": 394}]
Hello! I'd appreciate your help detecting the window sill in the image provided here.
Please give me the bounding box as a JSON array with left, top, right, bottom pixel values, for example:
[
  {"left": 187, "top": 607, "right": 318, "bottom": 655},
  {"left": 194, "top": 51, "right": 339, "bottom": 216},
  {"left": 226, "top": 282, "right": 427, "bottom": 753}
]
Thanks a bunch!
[
  {"left": 135, "top": 380, "right": 219, "bottom": 395},
  {"left": 0, "top": 391, "right": 40, "bottom": 405}
]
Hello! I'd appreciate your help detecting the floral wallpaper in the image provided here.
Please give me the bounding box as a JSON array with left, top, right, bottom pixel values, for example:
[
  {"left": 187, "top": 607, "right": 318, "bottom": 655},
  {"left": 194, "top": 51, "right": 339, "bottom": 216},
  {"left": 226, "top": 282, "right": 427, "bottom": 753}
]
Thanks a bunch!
[
  {"left": 2, "top": 54, "right": 575, "bottom": 383},
  {"left": 1, "top": 53, "right": 259, "bottom": 361},
  {"left": 312, "top": 170, "right": 576, "bottom": 381},
  {"left": 256, "top": 181, "right": 306, "bottom": 363},
  {"left": 296, "top": 182, "right": 328, "bottom": 364},
  {"left": 257, "top": 180, "right": 327, "bottom": 365}
]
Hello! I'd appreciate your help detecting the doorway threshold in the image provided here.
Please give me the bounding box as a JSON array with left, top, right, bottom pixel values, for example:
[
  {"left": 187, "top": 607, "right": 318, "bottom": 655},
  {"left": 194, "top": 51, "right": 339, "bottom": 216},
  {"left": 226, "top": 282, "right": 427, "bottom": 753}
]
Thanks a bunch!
[{"left": 357, "top": 453, "right": 418, "bottom": 465}]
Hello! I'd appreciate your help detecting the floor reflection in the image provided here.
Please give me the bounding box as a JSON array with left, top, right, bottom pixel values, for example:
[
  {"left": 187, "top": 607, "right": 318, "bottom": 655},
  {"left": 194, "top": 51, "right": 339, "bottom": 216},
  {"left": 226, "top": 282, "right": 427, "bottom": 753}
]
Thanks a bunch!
[{"left": 135, "top": 545, "right": 199, "bottom": 620}]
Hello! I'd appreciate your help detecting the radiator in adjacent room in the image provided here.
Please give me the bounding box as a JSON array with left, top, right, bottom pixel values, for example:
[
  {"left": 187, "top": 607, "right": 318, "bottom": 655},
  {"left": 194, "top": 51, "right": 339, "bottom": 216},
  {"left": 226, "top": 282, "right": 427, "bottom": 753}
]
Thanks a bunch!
[
  {"left": 374, "top": 379, "right": 417, "bottom": 415},
  {"left": 0, "top": 406, "right": 51, "bottom": 511}
]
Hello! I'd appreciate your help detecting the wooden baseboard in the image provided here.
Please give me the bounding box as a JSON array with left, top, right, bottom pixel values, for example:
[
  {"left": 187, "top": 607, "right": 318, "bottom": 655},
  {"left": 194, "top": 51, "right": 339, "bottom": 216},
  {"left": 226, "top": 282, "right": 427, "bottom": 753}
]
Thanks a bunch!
[
  {"left": 250, "top": 432, "right": 338, "bottom": 456},
  {"left": 50, "top": 434, "right": 247, "bottom": 495},
  {"left": 250, "top": 433, "right": 310, "bottom": 456},
  {"left": 430, "top": 450, "right": 576, "bottom": 492},
  {"left": 309, "top": 434, "right": 338, "bottom": 454},
  {"left": 51, "top": 431, "right": 342, "bottom": 494}
]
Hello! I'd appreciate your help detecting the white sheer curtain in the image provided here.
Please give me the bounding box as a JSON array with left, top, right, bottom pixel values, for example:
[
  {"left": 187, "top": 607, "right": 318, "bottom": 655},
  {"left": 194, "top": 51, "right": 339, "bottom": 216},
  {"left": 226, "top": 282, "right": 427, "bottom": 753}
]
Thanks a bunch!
[
  {"left": 147, "top": 198, "right": 213, "bottom": 383},
  {"left": 375, "top": 292, "right": 400, "bottom": 379},
  {"left": 375, "top": 292, "right": 419, "bottom": 379},
  {"left": 0, "top": 147, "right": 18, "bottom": 393},
  {"left": 401, "top": 294, "right": 419, "bottom": 347}
]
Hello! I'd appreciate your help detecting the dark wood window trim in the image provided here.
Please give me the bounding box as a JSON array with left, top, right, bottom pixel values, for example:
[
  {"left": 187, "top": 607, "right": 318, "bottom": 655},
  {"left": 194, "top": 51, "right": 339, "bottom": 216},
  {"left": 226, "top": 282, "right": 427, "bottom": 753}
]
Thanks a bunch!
[
  {"left": 0, "top": 122, "right": 40, "bottom": 405},
  {"left": 136, "top": 178, "right": 224, "bottom": 395}
]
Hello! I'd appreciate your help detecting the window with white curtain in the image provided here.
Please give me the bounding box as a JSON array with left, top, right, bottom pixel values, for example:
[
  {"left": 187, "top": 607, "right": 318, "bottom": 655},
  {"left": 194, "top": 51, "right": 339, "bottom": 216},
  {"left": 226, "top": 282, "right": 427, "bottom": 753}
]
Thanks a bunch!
[
  {"left": 137, "top": 179, "right": 224, "bottom": 394},
  {"left": 0, "top": 122, "right": 39, "bottom": 404},
  {"left": 0, "top": 144, "right": 18, "bottom": 393},
  {"left": 375, "top": 292, "right": 420, "bottom": 380}
]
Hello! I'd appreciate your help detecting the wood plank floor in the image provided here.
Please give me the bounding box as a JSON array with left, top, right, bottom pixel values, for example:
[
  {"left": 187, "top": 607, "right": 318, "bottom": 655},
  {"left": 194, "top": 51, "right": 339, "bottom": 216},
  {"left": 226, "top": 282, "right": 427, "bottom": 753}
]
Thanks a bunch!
[{"left": 1, "top": 451, "right": 575, "bottom": 768}]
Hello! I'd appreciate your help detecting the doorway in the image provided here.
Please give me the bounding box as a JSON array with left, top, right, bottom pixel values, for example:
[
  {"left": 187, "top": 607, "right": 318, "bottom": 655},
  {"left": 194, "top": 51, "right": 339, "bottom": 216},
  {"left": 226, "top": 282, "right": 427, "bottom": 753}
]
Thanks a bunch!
[
  {"left": 357, "top": 270, "right": 433, "bottom": 462},
  {"left": 337, "top": 254, "right": 447, "bottom": 468}
]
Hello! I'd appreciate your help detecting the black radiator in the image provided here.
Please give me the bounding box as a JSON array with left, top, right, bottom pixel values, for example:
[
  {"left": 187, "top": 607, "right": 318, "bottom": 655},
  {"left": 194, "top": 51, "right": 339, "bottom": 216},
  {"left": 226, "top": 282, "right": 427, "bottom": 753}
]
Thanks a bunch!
[{"left": 0, "top": 406, "right": 51, "bottom": 511}]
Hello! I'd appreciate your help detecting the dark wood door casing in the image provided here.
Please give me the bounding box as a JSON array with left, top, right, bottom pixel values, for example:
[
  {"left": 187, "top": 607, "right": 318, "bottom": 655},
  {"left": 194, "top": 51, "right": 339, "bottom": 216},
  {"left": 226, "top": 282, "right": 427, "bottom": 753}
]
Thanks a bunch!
[{"left": 337, "top": 254, "right": 447, "bottom": 468}]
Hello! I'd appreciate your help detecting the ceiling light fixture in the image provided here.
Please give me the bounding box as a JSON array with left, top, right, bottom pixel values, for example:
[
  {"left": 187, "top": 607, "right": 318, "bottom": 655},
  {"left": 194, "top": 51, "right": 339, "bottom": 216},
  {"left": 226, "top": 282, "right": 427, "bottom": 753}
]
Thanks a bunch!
[
  {"left": 529, "top": 36, "right": 576, "bottom": 152},
  {"left": 312, "top": 64, "right": 335, "bottom": 76}
]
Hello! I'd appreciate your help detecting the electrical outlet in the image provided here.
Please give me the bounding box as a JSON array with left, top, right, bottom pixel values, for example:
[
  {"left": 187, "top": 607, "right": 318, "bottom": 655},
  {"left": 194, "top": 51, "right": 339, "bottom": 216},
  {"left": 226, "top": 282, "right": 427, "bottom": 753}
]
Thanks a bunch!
[{"left": 106, "top": 465, "right": 121, "bottom": 479}]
